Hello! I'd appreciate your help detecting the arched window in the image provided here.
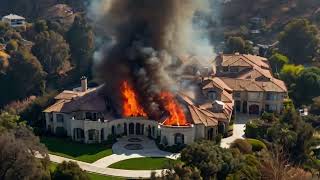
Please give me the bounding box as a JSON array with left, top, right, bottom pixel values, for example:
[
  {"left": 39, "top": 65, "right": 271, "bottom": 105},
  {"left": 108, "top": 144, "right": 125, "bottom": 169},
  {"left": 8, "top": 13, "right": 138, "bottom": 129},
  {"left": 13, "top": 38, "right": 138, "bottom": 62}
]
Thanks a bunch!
[
  {"left": 101, "top": 128, "right": 104, "bottom": 141},
  {"left": 136, "top": 123, "right": 141, "bottom": 135},
  {"left": 112, "top": 125, "right": 116, "bottom": 135},
  {"left": 124, "top": 123, "right": 127, "bottom": 135},
  {"left": 74, "top": 128, "right": 84, "bottom": 140},
  {"left": 249, "top": 104, "right": 260, "bottom": 115},
  {"left": 174, "top": 133, "right": 185, "bottom": 145},
  {"left": 88, "top": 129, "right": 99, "bottom": 141},
  {"left": 129, "top": 123, "right": 135, "bottom": 135}
]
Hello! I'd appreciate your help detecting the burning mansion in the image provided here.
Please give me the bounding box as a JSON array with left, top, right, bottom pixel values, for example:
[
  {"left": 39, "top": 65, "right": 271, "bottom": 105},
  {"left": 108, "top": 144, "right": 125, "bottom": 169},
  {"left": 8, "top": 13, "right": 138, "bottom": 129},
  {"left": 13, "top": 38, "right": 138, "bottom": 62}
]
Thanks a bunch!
[{"left": 43, "top": 53, "right": 288, "bottom": 146}]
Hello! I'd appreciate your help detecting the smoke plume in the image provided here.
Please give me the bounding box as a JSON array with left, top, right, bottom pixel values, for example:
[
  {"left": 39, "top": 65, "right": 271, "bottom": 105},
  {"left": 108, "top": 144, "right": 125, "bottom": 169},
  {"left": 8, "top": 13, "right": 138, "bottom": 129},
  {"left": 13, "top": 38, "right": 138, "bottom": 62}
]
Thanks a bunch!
[{"left": 92, "top": 0, "right": 211, "bottom": 119}]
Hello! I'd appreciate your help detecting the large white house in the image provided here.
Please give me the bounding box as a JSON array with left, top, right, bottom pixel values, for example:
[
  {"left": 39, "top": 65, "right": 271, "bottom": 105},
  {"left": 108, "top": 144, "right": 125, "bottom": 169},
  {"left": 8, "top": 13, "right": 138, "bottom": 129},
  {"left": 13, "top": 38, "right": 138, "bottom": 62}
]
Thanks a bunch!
[
  {"left": 43, "top": 54, "right": 288, "bottom": 146},
  {"left": 44, "top": 76, "right": 234, "bottom": 146},
  {"left": 2, "top": 14, "right": 26, "bottom": 28}
]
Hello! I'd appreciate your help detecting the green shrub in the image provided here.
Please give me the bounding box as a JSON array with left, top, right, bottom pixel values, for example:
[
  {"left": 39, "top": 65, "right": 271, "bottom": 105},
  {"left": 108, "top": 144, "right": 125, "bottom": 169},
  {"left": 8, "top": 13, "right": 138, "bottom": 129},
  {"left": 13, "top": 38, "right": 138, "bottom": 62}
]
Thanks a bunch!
[
  {"left": 230, "top": 139, "right": 252, "bottom": 154},
  {"left": 246, "top": 138, "right": 266, "bottom": 152},
  {"left": 105, "top": 134, "right": 117, "bottom": 144},
  {"left": 227, "top": 124, "right": 234, "bottom": 137},
  {"left": 52, "top": 161, "right": 89, "bottom": 180},
  {"left": 245, "top": 119, "right": 268, "bottom": 138}
]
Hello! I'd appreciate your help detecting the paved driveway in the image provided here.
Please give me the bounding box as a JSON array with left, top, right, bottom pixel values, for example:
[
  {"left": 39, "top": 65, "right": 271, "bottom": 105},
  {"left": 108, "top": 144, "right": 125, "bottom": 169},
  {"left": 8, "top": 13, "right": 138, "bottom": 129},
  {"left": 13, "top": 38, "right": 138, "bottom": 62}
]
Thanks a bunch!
[{"left": 221, "top": 113, "right": 258, "bottom": 148}]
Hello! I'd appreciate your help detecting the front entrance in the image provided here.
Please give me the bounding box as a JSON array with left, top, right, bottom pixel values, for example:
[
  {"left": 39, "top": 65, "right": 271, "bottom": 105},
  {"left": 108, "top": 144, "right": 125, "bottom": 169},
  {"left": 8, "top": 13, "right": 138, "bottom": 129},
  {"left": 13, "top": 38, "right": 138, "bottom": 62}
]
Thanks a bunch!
[
  {"left": 249, "top": 104, "right": 260, "bottom": 115},
  {"left": 235, "top": 100, "right": 241, "bottom": 112}
]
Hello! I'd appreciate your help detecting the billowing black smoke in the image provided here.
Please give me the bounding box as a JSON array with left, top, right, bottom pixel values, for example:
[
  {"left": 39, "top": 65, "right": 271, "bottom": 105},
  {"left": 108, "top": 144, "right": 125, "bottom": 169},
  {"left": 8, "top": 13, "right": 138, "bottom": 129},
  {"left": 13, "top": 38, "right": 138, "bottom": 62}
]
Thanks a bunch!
[{"left": 95, "top": 0, "right": 209, "bottom": 119}]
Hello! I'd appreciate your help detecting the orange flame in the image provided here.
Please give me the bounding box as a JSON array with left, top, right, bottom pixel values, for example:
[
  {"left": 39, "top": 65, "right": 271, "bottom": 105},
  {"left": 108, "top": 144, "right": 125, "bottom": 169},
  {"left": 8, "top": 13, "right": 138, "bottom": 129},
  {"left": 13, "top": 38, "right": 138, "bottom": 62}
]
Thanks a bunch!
[
  {"left": 160, "top": 92, "right": 188, "bottom": 126},
  {"left": 121, "top": 81, "right": 147, "bottom": 117}
]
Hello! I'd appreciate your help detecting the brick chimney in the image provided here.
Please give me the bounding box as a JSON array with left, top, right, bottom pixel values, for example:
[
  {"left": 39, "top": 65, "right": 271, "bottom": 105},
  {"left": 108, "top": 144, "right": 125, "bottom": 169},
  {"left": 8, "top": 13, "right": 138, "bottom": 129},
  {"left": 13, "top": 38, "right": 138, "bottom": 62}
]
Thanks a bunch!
[{"left": 81, "top": 76, "right": 87, "bottom": 92}]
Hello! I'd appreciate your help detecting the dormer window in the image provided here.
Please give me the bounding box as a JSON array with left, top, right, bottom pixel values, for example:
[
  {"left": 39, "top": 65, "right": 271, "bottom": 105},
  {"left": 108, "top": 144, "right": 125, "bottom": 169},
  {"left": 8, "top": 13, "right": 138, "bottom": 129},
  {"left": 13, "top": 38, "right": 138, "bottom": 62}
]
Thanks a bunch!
[
  {"left": 222, "top": 67, "right": 229, "bottom": 72},
  {"left": 230, "top": 67, "right": 239, "bottom": 73},
  {"left": 208, "top": 91, "right": 217, "bottom": 101}
]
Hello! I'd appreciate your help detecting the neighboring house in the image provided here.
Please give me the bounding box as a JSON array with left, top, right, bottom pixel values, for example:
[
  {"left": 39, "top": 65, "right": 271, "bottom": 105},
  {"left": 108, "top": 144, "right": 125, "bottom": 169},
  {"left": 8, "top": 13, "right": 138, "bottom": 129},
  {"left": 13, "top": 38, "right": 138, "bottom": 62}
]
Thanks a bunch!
[
  {"left": 2, "top": 14, "right": 26, "bottom": 28},
  {"left": 43, "top": 76, "right": 234, "bottom": 145},
  {"left": 215, "top": 53, "right": 288, "bottom": 114}
]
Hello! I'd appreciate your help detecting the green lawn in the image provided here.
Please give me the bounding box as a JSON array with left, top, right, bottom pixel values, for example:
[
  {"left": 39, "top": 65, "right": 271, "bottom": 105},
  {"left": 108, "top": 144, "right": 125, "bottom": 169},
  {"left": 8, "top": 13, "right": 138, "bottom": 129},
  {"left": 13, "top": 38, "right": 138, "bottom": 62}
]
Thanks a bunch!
[
  {"left": 41, "top": 136, "right": 113, "bottom": 163},
  {"left": 50, "top": 163, "right": 124, "bottom": 180},
  {"left": 108, "top": 157, "right": 178, "bottom": 170}
]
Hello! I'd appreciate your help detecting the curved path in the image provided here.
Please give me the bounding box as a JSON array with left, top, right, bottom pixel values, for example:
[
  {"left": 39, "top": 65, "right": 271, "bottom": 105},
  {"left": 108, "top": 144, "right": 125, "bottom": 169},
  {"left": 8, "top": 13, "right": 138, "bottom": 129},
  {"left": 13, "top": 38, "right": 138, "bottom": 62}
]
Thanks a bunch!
[
  {"left": 48, "top": 154, "right": 163, "bottom": 179},
  {"left": 48, "top": 136, "right": 179, "bottom": 179},
  {"left": 93, "top": 136, "right": 179, "bottom": 167},
  {"left": 221, "top": 114, "right": 258, "bottom": 148}
]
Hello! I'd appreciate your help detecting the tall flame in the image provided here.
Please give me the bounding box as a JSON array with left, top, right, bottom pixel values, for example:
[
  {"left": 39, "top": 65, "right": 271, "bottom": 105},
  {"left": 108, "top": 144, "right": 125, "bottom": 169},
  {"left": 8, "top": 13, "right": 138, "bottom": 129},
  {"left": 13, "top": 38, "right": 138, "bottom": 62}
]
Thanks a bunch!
[
  {"left": 121, "top": 81, "right": 147, "bottom": 117},
  {"left": 160, "top": 92, "right": 188, "bottom": 126}
]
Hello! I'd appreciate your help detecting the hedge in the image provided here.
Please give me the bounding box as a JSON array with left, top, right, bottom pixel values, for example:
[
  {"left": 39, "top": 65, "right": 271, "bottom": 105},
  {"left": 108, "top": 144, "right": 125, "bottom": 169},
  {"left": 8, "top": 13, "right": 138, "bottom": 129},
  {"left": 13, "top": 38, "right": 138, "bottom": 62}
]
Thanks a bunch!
[{"left": 246, "top": 138, "right": 267, "bottom": 152}]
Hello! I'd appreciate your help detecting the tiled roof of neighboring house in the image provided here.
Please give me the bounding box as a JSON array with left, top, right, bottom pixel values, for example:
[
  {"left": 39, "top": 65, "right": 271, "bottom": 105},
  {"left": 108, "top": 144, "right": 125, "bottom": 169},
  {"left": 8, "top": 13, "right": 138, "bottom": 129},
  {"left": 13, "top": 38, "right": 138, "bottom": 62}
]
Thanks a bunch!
[
  {"left": 220, "top": 54, "right": 270, "bottom": 69},
  {"left": 2, "top": 14, "right": 25, "bottom": 20},
  {"left": 220, "top": 77, "right": 287, "bottom": 92},
  {"left": 218, "top": 54, "right": 272, "bottom": 80},
  {"left": 237, "top": 67, "right": 273, "bottom": 80}
]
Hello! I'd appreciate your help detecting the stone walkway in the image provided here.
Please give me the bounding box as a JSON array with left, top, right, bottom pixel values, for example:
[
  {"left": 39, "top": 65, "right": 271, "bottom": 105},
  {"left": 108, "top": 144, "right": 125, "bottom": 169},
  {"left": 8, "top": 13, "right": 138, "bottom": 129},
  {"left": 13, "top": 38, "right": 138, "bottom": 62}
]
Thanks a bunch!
[
  {"left": 93, "top": 136, "right": 179, "bottom": 167},
  {"left": 47, "top": 136, "right": 179, "bottom": 179},
  {"left": 48, "top": 154, "right": 163, "bottom": 179},
  {"left": 221, "top": 113, "right": 257, "bottom": 148}
]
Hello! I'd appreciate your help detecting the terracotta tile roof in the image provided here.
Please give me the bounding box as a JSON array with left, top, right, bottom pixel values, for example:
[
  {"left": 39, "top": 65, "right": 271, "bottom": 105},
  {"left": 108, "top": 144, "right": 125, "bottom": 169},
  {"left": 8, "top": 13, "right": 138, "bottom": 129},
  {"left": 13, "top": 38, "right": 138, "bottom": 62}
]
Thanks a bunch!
[
  {"left": 203, "top": 77, "right": 233, "bottom": 92},
  {"left": 179, "top": 78, "right": 234, "bottom": 127},
  {"left": 218, "top": 54, "right": 272, "bottom": 79},
  {"left": 44, "top": 86, "right": 107, "bottom": 113},
  {"left": 220, "top": 77, "right": 287, "bottom": 92},
  {"left": 237, "top": 67, "right": 273, "bottom": 80},
  {"left": 188, "top": 105, "right": 219, "bottom": 126},
  {"left": 221, "top": 55, "right": 252, "bottom": 67}
]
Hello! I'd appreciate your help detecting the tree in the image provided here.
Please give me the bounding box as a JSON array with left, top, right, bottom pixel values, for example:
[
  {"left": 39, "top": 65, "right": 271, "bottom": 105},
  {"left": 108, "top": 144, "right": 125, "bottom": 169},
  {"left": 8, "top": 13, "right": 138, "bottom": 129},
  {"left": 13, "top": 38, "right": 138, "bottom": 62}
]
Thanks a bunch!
[
  {"left": 259, "top": 148, "right": 312, "bottom": 180},
  {"left": 34, "top": 20, "right": 48, "bottom": 33},
  {"left": 67, "top": 15, "right": 94, "bottom": 75},
  {"left": 293, "top": 67, "right": 320, "bottom": 105},
  {"left": 280, "top": 64, "right": 304, "bottom": 88},
  {"left": 0, "top": 48, "right": 46, "bottom": 106},
  {"left": 269, "top": 53, "right": 289, "bottom": 74},
  {"left": 32, "top": 30, "right": 70, "bottom": 75},
  {"left": 52, "top": 161, "right": 89, "bottom": 180},
  {"left": 0, "top": 112, "right": 50, "bottom": 180},
  {"left": 278, "top": 18, "right": 319, "bottom": 64},
  {"left": 5, "top": 39, "right": 19, "bottom": 52},
  {"left": 310, "top": 96, "right": 320, "bottom": 115},
  {"left": 153, "top": 164, "right": 202, "bottom": 180},
  {"left": 181, "top": 141, "right": 239, "bottom": 179},
  {"left": 225, "top": 36, "right": 246, "bottom": 54}
]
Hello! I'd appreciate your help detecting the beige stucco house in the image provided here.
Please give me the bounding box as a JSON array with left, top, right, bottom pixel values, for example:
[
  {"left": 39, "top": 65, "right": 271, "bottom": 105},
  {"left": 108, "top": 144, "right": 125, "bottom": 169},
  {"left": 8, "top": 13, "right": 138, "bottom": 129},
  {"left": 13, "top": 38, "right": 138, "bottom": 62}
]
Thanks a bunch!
[{"left": 215, "top": 53, "right": 288, "bottom": 115}]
